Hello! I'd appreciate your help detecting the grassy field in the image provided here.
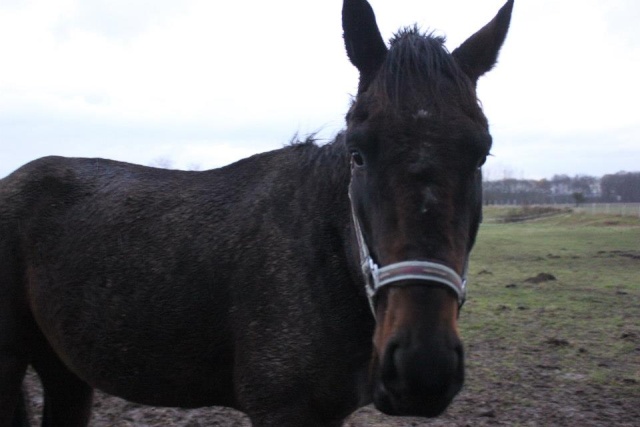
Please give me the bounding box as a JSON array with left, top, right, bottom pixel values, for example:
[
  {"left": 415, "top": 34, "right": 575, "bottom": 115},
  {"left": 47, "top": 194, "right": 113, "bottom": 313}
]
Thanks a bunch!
[{"left": 452, "top": 208, "right": 640, "bottom": 425}]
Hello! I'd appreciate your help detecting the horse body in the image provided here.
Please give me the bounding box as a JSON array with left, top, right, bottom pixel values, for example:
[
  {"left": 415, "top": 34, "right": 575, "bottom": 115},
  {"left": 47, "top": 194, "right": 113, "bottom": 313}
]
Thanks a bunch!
[
  {"left": 1, "top": 1, "right": 513, "bottom": 425},
  {"left": 2, "top": 142, "right": 372, "bottom": 423}
]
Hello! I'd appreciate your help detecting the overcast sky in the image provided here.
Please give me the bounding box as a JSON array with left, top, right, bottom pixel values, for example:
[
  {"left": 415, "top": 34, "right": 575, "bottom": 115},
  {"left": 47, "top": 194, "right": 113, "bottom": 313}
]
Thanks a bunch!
[{"left": 1, "top": 0, "right": 638, "bottom": 180}]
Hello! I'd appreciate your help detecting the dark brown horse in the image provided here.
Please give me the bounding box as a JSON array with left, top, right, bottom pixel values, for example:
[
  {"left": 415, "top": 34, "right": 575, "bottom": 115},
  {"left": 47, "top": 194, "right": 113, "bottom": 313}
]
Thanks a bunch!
[{"left": 0, "top": 1, "right": 513, "bottom": 425}]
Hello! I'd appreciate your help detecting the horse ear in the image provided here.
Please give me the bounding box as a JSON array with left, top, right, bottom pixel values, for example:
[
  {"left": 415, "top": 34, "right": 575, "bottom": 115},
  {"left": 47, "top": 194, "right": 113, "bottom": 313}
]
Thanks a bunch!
[
  {"left": 452, "top": 0, "right": 514, "bottom": 84},
  {"left": 342, "top": 0, "right": 388, "bottom": 93}
]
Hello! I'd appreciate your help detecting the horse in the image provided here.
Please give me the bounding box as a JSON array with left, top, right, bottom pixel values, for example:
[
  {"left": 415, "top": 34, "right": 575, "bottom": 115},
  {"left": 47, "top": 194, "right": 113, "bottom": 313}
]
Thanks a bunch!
[{"left": 0, "top": 0, "right": 513, "bottom": 425}]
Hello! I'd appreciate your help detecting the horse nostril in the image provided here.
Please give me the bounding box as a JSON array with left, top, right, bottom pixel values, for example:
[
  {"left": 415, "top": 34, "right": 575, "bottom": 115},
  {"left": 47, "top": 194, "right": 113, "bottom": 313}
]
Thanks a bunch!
[
  {"left": 454, "top": 341, "right": 465, "bottom": 383},
  {"left": 382, "top": 335, "right": 435, "bottom": 395},
  {"left": 380, "top": 340, "right": 402, "bottom": 389}
]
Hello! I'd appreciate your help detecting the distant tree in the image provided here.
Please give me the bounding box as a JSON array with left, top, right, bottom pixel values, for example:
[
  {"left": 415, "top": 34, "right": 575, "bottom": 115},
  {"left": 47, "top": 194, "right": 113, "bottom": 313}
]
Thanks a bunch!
[
  {"left": 535, "top": 179, "right": 551, "bottom": 193},
  {"left": 484, "top": 171, "right": 639, "bottom": 205},
  {"left": 550, "top": 174, "right": 571, "bottom": 195},
  {"left": 601, "top": 172, "right": 640, "bottom": 202},
  {"left": 572, "top": 175, "right": 597, "bottom": 194}
]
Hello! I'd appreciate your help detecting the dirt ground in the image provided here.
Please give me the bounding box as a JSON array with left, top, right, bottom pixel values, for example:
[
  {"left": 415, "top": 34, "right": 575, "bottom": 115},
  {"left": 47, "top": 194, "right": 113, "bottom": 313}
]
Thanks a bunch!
[{"left": 23, "top": 348, "right": 639, "bottom": 427}]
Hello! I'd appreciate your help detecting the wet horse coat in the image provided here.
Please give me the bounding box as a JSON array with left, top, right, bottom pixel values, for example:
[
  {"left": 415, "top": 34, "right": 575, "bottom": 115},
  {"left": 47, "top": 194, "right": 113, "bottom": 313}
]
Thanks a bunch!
[{"left": 0, "top": 1, "right": 513, "bottom": 426}]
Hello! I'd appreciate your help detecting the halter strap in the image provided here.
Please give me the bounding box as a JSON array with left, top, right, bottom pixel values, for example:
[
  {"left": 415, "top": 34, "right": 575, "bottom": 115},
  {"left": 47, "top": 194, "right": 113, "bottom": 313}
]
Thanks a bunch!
[{"left": 349, "top": 183, "right": 467, "bottom": 316}]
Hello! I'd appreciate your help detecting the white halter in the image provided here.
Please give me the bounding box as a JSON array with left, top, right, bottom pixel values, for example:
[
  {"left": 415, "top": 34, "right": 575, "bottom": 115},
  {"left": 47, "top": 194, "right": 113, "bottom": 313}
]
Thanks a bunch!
[{"left": 348, "top": 183, "right": 467, "bottom": 316}]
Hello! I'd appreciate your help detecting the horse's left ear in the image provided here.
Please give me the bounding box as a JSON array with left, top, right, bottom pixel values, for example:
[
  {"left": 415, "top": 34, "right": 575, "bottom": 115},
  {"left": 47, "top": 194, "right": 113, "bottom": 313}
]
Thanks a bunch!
[
  {"left": 342, "top": 0, "right": 388, "bottom": 93},
  {"left": 452, "top": 0, "right": 514, "bottom": 84}
]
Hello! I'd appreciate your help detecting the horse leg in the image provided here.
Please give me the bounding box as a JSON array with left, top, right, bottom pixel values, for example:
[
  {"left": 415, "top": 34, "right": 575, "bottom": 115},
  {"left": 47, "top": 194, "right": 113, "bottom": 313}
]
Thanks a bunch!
[
  {"left": 0, "top": 279, "right": 30, "bottom": 427},
  {"left": 0, "top": 351, "right": 28, "bottom": 427},
  {"left": 31, "top": 351, "right": 93, "bottom": 427},
  {"left": 11, "top": 388, "right": 29, "bottom": 427}
]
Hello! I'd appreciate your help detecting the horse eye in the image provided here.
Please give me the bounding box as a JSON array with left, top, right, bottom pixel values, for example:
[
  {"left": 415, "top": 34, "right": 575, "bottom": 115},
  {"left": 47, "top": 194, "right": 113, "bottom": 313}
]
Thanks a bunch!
[{"left": 351, "top": 150, "right": 365, "bottom": 167}]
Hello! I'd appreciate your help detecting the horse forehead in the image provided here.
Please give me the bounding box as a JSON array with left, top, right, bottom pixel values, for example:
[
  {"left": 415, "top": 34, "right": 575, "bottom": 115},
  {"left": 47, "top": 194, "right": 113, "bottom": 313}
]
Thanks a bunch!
[
  {"left": 381, "top": 112, "right": 487, "bottom": 146},
  {"left": 375, "top": 118, "right": 489, "bottom": 174}
]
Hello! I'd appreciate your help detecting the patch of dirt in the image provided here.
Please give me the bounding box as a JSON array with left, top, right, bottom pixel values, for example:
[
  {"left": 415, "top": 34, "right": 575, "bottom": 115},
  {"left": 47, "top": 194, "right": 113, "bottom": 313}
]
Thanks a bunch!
[
  {"left": 544, "top": 337, "right": 571, "bottom": 347},
  {"left": 524, "top": 273, "right": 557, "bottom": 283},
  {"left": 596, "top": 250, "right": 640, "bottom": 260},
  {"left": 22, "top": 355, "right": 640, "bottom": 427}
]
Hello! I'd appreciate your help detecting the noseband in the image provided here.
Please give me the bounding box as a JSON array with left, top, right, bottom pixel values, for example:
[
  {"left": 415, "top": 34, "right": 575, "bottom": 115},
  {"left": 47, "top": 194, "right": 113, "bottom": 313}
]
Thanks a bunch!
[{"left": 348, "top": 183, "right": 467, "bottom": 316}]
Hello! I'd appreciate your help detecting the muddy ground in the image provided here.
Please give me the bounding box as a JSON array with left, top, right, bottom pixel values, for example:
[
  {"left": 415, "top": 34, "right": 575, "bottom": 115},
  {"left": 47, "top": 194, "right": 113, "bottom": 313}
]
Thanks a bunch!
[{"left": 22, "top": 339, "right": 639, "bottom": 427}]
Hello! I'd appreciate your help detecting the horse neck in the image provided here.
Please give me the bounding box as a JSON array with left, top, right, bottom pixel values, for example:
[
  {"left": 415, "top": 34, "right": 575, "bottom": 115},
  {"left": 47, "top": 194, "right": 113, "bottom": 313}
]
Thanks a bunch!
[
  {"left": 294, "top": 135, "right": 374, "bottom": 317},
  {"left": 286, "top": 134, "right": 361, "bottom": 271},
  {"left": 295, "top": 135, "right": 352, "bottom": 225}
]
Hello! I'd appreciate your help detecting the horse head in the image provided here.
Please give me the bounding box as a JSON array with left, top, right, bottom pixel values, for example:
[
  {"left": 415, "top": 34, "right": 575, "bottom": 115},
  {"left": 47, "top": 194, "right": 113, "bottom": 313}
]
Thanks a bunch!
[{"left": 342, "top": 0, "right": 513, "bottom": 417}]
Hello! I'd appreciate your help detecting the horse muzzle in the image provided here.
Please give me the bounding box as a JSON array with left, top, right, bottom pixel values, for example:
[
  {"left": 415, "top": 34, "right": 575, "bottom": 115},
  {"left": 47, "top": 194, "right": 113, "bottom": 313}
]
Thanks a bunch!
[{"left": 373, "top": 326, "right": 465, "bottom": 417}]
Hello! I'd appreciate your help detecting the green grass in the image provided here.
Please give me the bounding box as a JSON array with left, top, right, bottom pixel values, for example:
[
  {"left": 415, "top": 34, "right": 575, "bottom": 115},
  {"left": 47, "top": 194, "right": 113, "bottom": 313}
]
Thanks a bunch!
[{"left": 461, "top": 211, "right": 640, "bottom": 397}]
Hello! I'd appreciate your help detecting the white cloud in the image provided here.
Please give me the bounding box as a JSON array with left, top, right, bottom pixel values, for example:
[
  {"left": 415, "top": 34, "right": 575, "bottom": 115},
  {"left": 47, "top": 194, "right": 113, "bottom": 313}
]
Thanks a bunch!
[{"left": 1, "top": 0, "right": 639, "bottom": 179}]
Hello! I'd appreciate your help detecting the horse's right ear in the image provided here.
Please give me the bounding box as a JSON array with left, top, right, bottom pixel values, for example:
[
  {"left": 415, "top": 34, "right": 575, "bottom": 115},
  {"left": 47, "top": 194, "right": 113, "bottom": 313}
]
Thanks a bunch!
[{"left": 342, "top": 0, "right": 388, "bottom": 93}]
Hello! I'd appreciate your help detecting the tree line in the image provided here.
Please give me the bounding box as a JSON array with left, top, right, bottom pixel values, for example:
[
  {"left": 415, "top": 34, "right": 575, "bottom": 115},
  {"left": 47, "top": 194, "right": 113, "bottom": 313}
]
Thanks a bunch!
[{"left": 483, "top": 171, "right": 640, "bottom": 205}]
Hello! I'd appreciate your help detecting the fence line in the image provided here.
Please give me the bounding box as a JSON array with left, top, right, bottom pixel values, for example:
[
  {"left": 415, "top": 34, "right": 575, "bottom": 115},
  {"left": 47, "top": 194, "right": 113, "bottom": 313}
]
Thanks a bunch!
[
  {"left": 573, "top": 203, "right": 640, "bottom": 217},
  {"left": 491, "top": 203, "right": 640, "bottom": 218}
]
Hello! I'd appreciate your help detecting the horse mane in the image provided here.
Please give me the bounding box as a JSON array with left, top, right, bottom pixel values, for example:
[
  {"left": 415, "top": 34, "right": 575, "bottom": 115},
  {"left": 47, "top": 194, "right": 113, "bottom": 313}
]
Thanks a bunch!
[{"left": 371, "top": 27, "right": 478, "bottom": 116}]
